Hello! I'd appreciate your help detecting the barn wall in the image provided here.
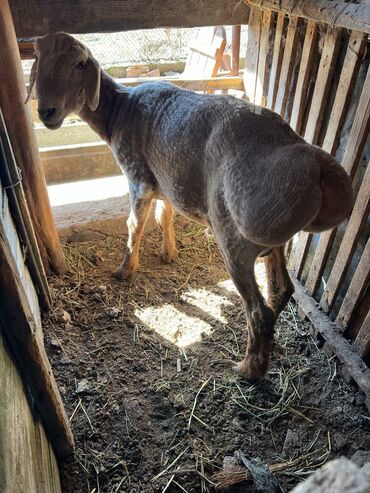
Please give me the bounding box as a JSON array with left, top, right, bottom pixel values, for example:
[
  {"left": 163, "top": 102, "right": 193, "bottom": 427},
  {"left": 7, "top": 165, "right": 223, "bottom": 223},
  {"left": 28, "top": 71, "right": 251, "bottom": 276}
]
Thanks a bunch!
[
  {"left": 0, "top": 181, "right": 61, "bottom": 492},
  {"left": 0, "top": 325, "right": 61, "bottom": 493}
]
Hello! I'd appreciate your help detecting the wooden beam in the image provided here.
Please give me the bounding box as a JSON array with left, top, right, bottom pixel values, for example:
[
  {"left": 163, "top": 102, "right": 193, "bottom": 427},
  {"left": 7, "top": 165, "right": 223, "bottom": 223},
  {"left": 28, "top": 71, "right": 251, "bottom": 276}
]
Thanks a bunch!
[
  {"left": 266, "top": 12, "right": 287, "bottom": 110},
  {"left": 322, "top": 31, "right": 368, "bottom": 155},
  {"left": 0, "top": 218, "right": 74, "bottom": 460},
  {"left": 254, "top": 10, "right": 274, "bottom": 107},
  {"left": 321, "top": 161, "right": 370, "bottom": 312},
  {"left": 336, "top": 238, "right": 370, "bottom": 331},
  {"left": 0, "top": 0, "right": 67, "bottom": 274},
  {"left": 243, "top": 6, "right": 262, "bottom": 102},
  {"left": 9, "top": 0, "right": 250, "bottom": 37},
  {"left": 305, "top": 66, "right": 370, "bottom": 295},
  {"left": 245, "top": 0, "right": 370, "bottom": 35},
  {"left": 274, "top": 16, "right": 303, "bottom": 117},
  {"left": 290, "top": 20, "right": 319, "bottom": 134},
  {"left": 291, "top": 275, "right": 370, "bottom": 409},
  {"left": 231, "top": 25, "right": 241, "bottom": 76}
]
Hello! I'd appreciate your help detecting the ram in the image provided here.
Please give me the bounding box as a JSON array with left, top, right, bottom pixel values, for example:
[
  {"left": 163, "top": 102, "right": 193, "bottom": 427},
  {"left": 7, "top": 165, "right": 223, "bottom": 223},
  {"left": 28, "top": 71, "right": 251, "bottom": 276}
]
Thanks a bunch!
[{"left": 28, "top": 32, "right": 353, "bottom": 381}]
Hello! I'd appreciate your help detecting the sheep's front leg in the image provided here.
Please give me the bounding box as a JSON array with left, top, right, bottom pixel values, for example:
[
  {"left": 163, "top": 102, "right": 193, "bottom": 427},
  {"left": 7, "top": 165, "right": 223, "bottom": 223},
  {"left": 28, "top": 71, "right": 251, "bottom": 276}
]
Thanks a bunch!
[
  {"left": 263, "top": 246, "right": 294, "bottom": 315},
  {"left": 155, "top": 199, "right": 178, "bottom": 264},
  {"left": 112, "top": 183, "right": 153, "bottom": 280},
  {"left": 212, "top": 214, "right": 275, "bottom": 381}
]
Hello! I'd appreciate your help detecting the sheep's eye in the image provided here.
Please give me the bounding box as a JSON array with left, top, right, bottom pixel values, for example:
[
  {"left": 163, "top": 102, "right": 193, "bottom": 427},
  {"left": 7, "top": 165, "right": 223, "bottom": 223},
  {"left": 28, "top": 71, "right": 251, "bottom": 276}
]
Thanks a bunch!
[{"left": 76, "top": 61, "right": 86, "bottom": 70}]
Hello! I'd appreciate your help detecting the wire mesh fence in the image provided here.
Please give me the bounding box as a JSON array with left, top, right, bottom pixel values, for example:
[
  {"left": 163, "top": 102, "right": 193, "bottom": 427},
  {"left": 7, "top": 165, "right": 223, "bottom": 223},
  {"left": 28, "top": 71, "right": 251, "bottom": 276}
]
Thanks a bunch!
[
  {"left": 22, "top": 26, "right": 248, "bottom": 76},
  {"left": 75, "top": 26, "right": 248, "bottom": 68}
]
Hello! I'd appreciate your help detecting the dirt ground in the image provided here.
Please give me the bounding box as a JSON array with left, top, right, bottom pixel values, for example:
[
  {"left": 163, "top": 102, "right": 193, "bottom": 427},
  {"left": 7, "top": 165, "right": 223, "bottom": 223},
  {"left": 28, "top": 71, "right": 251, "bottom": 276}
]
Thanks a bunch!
[{"left": 43, "top": 217, "right": 369, "bottom": 493}]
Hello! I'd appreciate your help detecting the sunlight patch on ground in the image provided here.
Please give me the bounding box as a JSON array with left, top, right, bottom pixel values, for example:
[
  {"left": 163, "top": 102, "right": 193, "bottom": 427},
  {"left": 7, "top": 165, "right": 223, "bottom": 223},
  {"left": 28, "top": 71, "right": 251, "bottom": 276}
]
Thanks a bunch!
[
  {"left": 218, "top": 262, "right": 268, "bottom": 300},
  {"left": 135, "top": 304, "right": 213, "bottom": 347},
  {"left": 181, "top": 288, "right": 233, "bottom": 324}
]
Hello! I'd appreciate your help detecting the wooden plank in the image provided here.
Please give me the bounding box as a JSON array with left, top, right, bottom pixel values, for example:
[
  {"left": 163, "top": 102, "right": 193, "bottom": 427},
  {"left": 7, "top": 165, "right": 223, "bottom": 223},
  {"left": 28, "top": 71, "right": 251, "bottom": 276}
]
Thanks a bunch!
[
  {"left": 305, "top": 64, "right": 370, "bottom": 296},
  {"left": 336, "top": 238, "right": 370, "bottom": 330},
  {"left": 322, "top": 31, "right": 368, "bottom": 155},
  {"left": 266, "top": 12, "right": 287, "bottom": 110},
  {"left": 243, "top": 6, "right": 262, "bottom": 103},
  {"left": 274, "top": 16, "right": 303, "bottom": 117},
  {"left": 0, "top": 329, "right": 61, "bottom": 493},
  {"left": 254, "top": 10, "right": 274, "bottom": 107},
  {"left": 231, "top": 25, "right": 241, "bottom": 76},
  {"left": 291, "top": 275, "right": 370, "bottom": 406},
  {"left": 9, "top": 0, "right": 250, "bottom": 37},
  {"left": 41, "top": 142, "right": 119, "bottom": 185},
  {"left": 290, "top": 20, "right": 319, "bottom": 134},
  {"left": 321, "top": 162, "right": 370, "bottom": 312},
  {"left": 342, "top": 65, "right": 370, "bottom": 179},
  {"left": 245, "top": 0, "right": 370, "bottom": 35},
  {"left": 355, "top": 310, "right": 370, "bottom": 359},
  {"left": 0, "top": 109, "right": 51, "bottom": 312},
  {"left": 0, "top": 0, "right": 66, "bottom": 275},
  {"left": 304, "top": 25, "right": 341, "bottom": 145},
  {"left": 0, "top": 218, "right": 74, "bottom": 459},
  {"left": 291, "top": 231, "right": 312, "bottom": 278}
]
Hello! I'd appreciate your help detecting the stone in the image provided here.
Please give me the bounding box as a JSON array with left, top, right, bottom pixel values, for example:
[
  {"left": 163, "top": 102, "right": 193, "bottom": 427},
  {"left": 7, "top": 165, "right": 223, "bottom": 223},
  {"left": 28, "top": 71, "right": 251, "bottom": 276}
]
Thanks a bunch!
[
  {"left": 290, "top": 457, "right": 370, "bottom": 493},
  {"left": 351, "top": 450, "right": 370, "bottom": 469},
  {"left": 106, "top": 307, "right": 121, "bottom": 318},
  {"left": 76, "top": 379, "right": 90, "bottom": 394}
]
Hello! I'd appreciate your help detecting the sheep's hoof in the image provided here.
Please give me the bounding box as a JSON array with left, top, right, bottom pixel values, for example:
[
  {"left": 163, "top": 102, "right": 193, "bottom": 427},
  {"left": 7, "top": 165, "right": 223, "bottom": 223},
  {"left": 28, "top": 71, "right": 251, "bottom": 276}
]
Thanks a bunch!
[
  {"left": 112, "top": 262, "right": 136, "bottom": 281},
  {"left": 160, "top": 247, "right": 178, "bottom": 264},
  {"left": 233, "top": 358, "right": 267, "bottom": 383}
]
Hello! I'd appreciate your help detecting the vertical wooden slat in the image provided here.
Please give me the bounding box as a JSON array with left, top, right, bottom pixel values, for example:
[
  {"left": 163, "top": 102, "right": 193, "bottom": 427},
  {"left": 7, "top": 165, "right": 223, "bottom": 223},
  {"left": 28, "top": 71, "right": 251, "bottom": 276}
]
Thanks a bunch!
[
  {"left": 305, "top": 65, "right": 370, "bottom": 295},
  {"left": 231, "top": 25, "right": 241, "bottom": 76},
  {"left": 274, "top": 16, "right": 303, "bottom": 117},
  {"left": 291, "top": 232, "right": 312, "bottom": 278},
  {"left": 321, "top": 162, "right": 370, "bottom": 312},
  {"left": 336, "top": 238, "right": 370, "bottom": 330},
  {"left": 266, "top": 12, "right": 287, "bottom": 110},
  {"left": 290, "top": 20, "right": 319, "bottom": 134},
  {"left": 304, "top": 25, "right": 342, "bottom": 144},
  {"left": 342, "top": 65, "right": 370, "bottom": 178},
  {"left": 354, "top": 310, "right": 370, "bottom": 359},
  {"left": 254, "top": 10, "right": 274, "bottom": 107},
  {"left": 291, "top": 25, "right": 342, "bottom": 279},
  {"left": 243, "top": 6, "right": 262, "bottom": 103},
  {"left": 322, "top": 31, "right": 368, "bottom": 155}
]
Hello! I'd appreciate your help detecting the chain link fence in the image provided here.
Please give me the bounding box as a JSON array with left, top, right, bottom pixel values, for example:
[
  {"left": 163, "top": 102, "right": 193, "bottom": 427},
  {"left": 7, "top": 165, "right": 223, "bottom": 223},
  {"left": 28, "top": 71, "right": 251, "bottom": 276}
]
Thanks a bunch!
[{"left": 75, "top": 26, "right": 248, "bottom": 68}]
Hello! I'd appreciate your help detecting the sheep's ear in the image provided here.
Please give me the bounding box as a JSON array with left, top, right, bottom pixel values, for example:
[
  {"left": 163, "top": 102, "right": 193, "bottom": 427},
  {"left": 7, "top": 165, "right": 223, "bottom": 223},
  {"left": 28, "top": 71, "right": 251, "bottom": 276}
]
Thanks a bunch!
[
  {"left": 84, "top": 58, "right": 101, "bottom": 111},
  {"left": 25, "top": 58, "right": 37, "bottom": 104}
]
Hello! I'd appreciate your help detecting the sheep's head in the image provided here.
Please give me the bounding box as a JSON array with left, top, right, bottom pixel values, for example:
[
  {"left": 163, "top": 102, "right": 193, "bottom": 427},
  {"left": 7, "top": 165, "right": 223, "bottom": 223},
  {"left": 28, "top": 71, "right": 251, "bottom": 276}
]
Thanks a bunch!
[{"left": 27, "top": 33, "right": 101, "bottom": 129}]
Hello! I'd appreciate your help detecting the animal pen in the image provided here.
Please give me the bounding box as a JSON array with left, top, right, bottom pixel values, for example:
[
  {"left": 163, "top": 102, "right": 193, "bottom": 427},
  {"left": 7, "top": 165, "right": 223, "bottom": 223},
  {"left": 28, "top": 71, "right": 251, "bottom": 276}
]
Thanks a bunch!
[{"left": 0, "top": 0, "right": 369, "bottom": 492}]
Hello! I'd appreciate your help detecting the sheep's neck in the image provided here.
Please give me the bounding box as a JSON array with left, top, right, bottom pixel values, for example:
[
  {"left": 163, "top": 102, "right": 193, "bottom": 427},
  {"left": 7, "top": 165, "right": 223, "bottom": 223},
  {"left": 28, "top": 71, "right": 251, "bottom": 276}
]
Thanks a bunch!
[{"left": 79, "top": 72, "right": 120, "bottom": 145}]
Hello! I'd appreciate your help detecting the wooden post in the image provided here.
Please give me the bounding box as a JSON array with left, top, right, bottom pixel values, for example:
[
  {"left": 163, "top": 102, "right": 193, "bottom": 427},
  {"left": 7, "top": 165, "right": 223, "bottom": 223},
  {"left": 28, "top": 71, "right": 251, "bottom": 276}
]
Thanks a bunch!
[
  {"left": 0, "top": 0, "right": 66, "bottom": 274},
  {"left": 231, "top": 25, "right": 241, "bottom": 76}
]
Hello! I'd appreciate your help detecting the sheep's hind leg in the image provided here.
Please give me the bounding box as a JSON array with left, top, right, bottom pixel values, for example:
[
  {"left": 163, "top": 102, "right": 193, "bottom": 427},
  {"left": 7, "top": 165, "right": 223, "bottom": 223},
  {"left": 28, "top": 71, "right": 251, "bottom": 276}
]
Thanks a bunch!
[
  {"left": 212, "top": 216, "right": 276, "bottom": 382},
  {"left": 263, "top": 246, "right": 294, "bottom": 315},
  {"left": 155, "top": 199, "right": 178, "bottom": 264},
  {"left": 112, "top": 183, "right": 153, "bottom": 280}
]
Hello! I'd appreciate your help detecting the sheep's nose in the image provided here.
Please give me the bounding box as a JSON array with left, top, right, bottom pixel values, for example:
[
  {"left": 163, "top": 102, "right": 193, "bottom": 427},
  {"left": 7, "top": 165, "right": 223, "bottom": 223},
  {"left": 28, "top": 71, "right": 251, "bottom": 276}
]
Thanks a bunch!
[{"left": 38, "top": 107, "right": 56, "bottom": 120}]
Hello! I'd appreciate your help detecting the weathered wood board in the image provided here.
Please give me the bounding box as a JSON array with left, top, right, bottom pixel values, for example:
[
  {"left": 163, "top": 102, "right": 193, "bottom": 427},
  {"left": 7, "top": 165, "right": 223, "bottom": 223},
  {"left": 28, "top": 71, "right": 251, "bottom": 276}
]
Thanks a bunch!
[{"left": 0, "top": 326, "right": 61, "bottom": 493}]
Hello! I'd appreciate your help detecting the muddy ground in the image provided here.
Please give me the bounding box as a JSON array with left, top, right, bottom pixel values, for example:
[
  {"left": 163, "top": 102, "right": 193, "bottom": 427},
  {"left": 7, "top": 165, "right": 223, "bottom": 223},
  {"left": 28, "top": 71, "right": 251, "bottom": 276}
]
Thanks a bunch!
[{"left": 43, "top": 217, "right": 369, "bottom": 493}]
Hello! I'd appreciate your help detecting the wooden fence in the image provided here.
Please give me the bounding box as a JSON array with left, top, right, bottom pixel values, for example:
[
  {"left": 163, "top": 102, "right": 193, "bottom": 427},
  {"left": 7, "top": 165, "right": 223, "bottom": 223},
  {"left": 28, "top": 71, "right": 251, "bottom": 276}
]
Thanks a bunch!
[{"left": 243, "top": 4, "right": 369, "bottom": 406}]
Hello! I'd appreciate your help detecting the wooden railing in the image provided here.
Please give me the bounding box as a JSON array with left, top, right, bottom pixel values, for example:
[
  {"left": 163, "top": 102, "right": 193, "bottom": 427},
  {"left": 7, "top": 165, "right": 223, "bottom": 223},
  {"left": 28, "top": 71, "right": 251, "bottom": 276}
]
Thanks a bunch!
[{"left": 244, "top": 4, "right": 370, "bottom": 405}]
